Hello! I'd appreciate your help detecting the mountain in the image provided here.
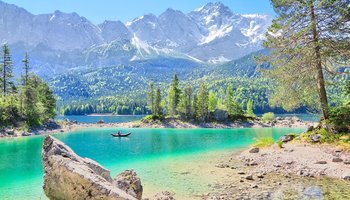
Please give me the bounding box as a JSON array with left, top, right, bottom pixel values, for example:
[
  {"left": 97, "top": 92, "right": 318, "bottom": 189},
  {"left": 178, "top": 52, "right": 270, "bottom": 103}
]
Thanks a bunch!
[{"left": 0, "top": 1, "right": 272, "bottom": 77}]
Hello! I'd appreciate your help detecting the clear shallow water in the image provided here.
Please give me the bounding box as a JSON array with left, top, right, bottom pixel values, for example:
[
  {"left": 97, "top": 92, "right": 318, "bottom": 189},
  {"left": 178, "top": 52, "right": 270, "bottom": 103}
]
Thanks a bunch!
[
  {"left": 0, "top": 128, "right": 305, "bottom": 199},
  {"left": 55, "top": 115, "right": 144, "bottom": 124}
]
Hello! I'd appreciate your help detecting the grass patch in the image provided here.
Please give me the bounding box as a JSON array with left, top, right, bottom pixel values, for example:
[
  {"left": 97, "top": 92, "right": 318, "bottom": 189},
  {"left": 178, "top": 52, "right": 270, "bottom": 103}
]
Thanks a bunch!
[
  {"left": 252, "top": 137, "right": 274, "bottom": 148},
  {"left": 277, "top": 140, "right": 284, "bottom": 148}
]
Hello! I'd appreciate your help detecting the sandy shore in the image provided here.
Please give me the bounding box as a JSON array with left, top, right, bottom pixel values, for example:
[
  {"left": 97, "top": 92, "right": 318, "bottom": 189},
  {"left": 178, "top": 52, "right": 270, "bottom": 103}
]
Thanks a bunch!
[
  {"left": 239, "top": 142, "right": 350, "bottom": 180},
  {"left": 198, "top": 142, "right": 350, "bottom": 199},
  {"left": 59, "top": 117, "right": 317, "bottom": 133},
  {"left": 1, "top": 117, "right": 317, "bottom": 139}
]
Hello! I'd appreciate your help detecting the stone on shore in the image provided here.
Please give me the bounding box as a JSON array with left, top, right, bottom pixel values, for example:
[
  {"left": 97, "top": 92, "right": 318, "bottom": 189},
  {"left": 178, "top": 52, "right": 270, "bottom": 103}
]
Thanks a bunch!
[
  {"left": 114, "top": 170, "right": 143, "bottom": 200},
  {"left": 42, "top": 135, "right": 140, "bottom": 200},
  {"left": 249, "top": 148, "right": 259, "bottom": 153},
  {"left": 332, "top": 158, "right": 343, "bottom": 163},
  {"left": 279, "top": 134, "right": 294, "bottom": 143},
  {"left": 309, "top": 134, "right": 321, "bottom": 143}
]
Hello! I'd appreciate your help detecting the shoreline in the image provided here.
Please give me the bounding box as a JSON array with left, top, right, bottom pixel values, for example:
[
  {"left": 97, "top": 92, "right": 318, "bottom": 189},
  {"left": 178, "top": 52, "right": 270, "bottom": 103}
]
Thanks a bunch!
[{"left": 0, "top": 117, "right": 317, "bottom": 139}]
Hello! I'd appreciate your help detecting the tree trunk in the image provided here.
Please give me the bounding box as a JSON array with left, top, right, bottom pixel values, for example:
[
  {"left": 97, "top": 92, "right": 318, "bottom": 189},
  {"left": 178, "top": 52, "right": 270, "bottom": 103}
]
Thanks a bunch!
[{"left": 310, "top": 3, "right": 329, "bottom": 120}]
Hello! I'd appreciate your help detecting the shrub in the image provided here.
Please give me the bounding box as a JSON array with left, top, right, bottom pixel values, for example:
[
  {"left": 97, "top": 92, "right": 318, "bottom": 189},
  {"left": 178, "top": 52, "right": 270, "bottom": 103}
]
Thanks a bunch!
[
  {"left": 328, "top": 105, "right": 350, "bottom": 132},
  {"left": 277, "top": 140, "right": 284, "bottom": 148},
  {"left": 252, "top": 137, "right": 274, "bottom": 148},
  {"left": 262, "top": 112, "right": 275, "bottom": 122},
  {"left": 141, "top": 115, "right": 163, "bottom": 122}
]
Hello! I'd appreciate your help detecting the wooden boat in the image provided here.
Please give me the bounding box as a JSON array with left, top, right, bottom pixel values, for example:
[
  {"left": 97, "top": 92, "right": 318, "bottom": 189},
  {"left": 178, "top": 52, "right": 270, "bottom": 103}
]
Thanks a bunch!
[{"left": 111, "top": 132, "right": 131, "bottom": 137}]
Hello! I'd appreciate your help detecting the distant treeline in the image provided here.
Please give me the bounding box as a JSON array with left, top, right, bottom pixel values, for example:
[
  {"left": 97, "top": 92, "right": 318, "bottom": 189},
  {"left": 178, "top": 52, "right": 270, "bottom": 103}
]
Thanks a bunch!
[{"left": 59, "top": 97, "right": 148, "bottom": 115}]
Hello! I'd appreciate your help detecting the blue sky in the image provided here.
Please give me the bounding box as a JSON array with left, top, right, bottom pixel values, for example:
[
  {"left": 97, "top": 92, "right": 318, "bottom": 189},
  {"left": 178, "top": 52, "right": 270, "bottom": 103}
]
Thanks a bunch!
[{"left": 2, "top": 0, "right": 274, "bottom": 24}]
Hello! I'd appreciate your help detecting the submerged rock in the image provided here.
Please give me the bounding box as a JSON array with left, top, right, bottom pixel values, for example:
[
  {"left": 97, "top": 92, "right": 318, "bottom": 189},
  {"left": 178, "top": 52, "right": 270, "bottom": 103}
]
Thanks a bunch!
[{"left": 42, "top": 135, "right": 140, "bottom": 200}]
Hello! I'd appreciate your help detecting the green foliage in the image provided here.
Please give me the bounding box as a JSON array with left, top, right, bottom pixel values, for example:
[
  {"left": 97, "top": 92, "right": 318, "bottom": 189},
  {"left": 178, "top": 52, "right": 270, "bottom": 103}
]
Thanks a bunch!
[
  {"left": 259, "top": 0, "right": 350, "bottom": 117},
  {"left": 167, "top": 84, "right": 176, "bottom": 116},
  {"left": 154, "top": 88, "right": 162, "bottom": 116},
  {"left": 147, "top": 81, "right": 154, "bottom": 114},
  {"left": 196, "top": 83, "right": 209, "bottom": 120},
  {"left": 328, "top": 105, "right": 350, "bottom": 132},
  {"left": 0, "top": 44, "right": 14, "bottom": 95},
  {"left": 141, "top": 114, "right": 164, "bottom": 122},
  {"left": 277, "top": 140, "right": 283, "bottom": 149},
  {"left": 252, "top": 137, "right": 274, "bottom": 148},
  {"left": 61, "top": 98, "right": 147, "bottom": 115},
  {"left": 246, "top": 99, "right": 255, "bottom": 117},
  {"left": 166, "top": 74, "right": 182, "bottom": 116},
  {"left": 262, "top": 112, "right": 275, "bottom": 122},
  {"left": 0, "top": 50, "right": 56, "bottom": 127},
  {"left": 208, "top": 91, "right": 218, "bottom": 112},
  {"left": 178, "top": 85, "right": 193, "bottom": 119}
]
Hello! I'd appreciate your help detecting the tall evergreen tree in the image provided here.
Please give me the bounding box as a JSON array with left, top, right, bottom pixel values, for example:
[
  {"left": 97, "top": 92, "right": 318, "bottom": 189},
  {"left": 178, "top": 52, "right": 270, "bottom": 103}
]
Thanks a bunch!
[
  {"left": 246, "top": 99, "right": 255, "bottom": 117},
  {"left": 167, "top": 85, "right": 176, "bottom": 116},
  {"left": 225, "top": 84, "right": 234, "bottom": 114},
  {"left": 260, "top": 0, "right": 350, "bottom": 120},
  {"left": 193, "top": 94, "right": 199, "bottom": 119},
  {"left": 208, "top": 91, "right": 218, "bottom": 112},
  {"left": 0, "top": 44, "right": 14, "bottom": 95},
  {"left": 147, "top": 81, "right": 155, "bottom": 114},
  {"left": 154, "top": 88, "right": 162, "bottom": 116},
  {"left": 178, "top": 85, "right": 193, "bottom": 118},
  {"left": 171, "top": 74, "right": 181, "bottom": 107},
  {"left": 196, "top": 83, "right": 209, "bottom": 120},
  {"left": 22, "top": 53, "right": 31, "bottom": 86}
]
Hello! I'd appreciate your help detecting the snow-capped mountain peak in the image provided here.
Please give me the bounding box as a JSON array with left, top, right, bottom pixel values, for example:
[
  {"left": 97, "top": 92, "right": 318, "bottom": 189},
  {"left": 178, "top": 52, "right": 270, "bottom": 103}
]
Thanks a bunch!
[{"left": 0, "top": 1, "right": 272, "bottom": 71}]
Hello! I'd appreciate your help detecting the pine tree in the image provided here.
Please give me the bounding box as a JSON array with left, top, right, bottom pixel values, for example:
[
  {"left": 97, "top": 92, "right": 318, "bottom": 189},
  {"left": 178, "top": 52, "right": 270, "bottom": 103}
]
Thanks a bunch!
[
  {"left": 208, "top": 91, "right": 218, "bottom": 112},
  {"left": 196, "top": 83, "right": 209, "bottom": 120},
  {"left": 178, "top": 85, "right": 193, "bottom": 118},
  {"left": 22, "top": 53, "right": 31, "bottom": 86},
  {"left": 225, "top": 84, "right": 234, "bottom": 114},
  {"left": 225, "top": 84, "right": 243, "bottom": 117},
  {"left": 167, "top": 85, "right": 176, "bottom": 116},
  {"left": 246, "top": 99, "right": 255, "bottom": 117},
  {"left": 260, "top": 0, "right": 350, "bottom": 120},
  {"left": 193, "top": 94, "right": 199, "bottom": 119},
  {"left": 171, "top": 74, "right": 181, "bottom": 107},
  {"left": 147, "top": 81, "right": 155, "bottom": 114},
  {"left": 154, "top": 88, "right": 162, "bottom": 116},
  {"left": 0, "top": 44, "right": 14, "bottom": 95}
]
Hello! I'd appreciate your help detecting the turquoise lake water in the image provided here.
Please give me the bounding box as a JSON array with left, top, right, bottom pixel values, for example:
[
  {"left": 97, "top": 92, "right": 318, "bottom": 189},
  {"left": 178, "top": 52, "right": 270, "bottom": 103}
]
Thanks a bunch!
[{"left": 0, "top": 128, "right": 305, "bottom": 199}]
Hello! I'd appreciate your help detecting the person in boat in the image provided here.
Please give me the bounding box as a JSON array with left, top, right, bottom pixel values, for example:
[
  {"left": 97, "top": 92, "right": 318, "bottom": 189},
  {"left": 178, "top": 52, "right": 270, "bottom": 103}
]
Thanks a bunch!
[{"left": 117, "top": 131, "right": 121, "bottom": 136}]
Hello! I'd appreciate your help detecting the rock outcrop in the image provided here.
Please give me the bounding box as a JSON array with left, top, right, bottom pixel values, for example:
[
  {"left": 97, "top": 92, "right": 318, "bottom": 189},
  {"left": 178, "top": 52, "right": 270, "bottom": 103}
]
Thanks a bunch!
[
  {"left": 42, "top": 135, "right": 142, "bottom": 200},
  {"left": 114, "top": 170, "right": 143, "bottom": 200}
]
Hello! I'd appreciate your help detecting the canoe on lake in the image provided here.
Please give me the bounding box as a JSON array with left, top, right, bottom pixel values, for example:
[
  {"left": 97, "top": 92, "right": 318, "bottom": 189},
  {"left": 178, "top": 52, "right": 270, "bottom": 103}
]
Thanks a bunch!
[{"left": 111, "top": 132, "right": 131, "bottom": 137}]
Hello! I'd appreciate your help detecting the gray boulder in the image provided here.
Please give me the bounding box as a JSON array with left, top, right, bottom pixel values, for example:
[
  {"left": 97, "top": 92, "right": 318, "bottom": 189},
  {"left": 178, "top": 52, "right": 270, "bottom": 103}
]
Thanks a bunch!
[
  {"left": 213, "top": 109, "right": 228, "bottom": 121},
  {"left": 280, "top": 134, "right": 295, "bottom": 143},
  {"left": 114, "top": 170, "right": 143, "bottom": 200},
  {"left": 42, "top": 135, "right": 140, "bottom": 200},
  {"left": 249, "top": 147, "right": 259, "bottom": 153},
  {"left": 309, "top": 134, "right": 321, "bottom": 143},
  {"left": 306, "top": 126, "right": 314, "bottom": 132}
]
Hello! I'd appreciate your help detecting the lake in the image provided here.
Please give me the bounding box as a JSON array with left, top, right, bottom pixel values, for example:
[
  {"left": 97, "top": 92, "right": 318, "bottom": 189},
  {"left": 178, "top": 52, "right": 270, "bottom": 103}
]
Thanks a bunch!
[{"left": 0, "top": 127, "right": 305, "bottom": 199}]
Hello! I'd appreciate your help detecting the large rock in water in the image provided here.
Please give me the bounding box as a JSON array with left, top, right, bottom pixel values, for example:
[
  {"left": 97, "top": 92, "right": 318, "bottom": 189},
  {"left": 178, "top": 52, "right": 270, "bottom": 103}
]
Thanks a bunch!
[{"left": 42, "top": 135, "right": 142, "bottom": 200}]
